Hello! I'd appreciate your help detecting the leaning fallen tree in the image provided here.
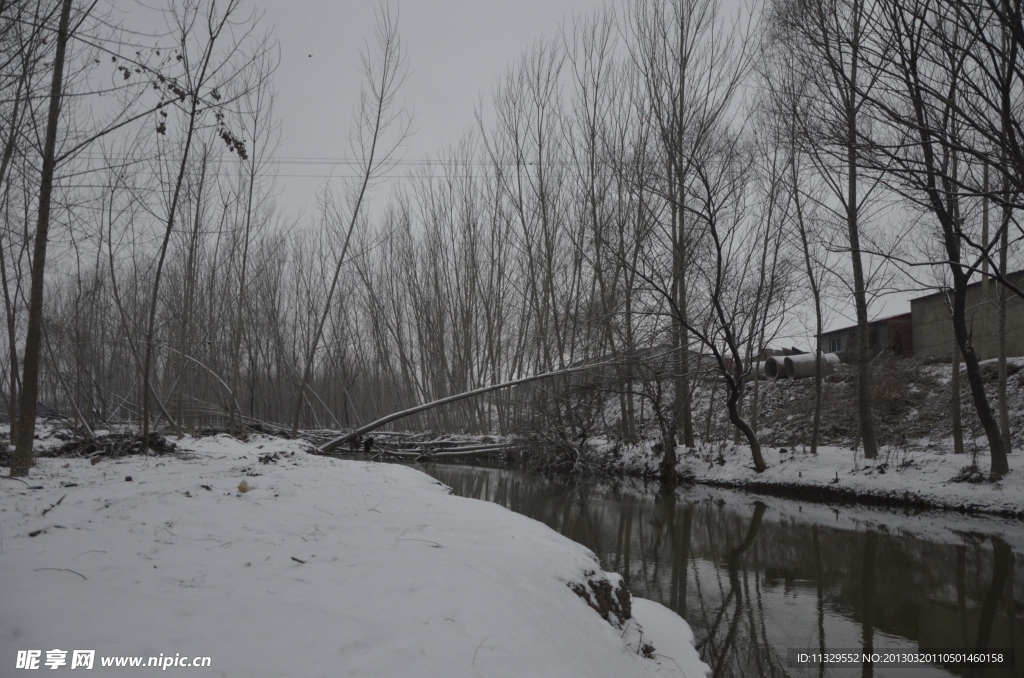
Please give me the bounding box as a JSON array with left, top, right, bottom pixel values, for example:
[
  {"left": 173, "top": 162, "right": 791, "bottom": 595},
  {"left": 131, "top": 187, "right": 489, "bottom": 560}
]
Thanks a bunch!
[
  {"left": 316, "top": 360, "right": 614, "bottom": 455},
  {"left": 367, "top": 443, "right": 513, "bottom": 459}
]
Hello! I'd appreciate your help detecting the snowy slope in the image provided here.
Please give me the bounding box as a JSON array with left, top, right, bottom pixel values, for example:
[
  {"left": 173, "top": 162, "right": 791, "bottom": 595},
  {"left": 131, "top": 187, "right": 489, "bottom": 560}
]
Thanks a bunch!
[
  {"left": 0, "top": 434, "right": 707, "bottom": 677},
  {"left": 621, "top": 441, "right": 1024, "bottom": 516}
]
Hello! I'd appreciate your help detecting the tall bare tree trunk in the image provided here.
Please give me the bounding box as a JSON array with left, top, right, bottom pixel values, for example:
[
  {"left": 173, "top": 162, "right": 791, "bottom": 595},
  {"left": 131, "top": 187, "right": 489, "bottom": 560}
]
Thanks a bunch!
[
  {"left": 950, "top": 270, "right": 1007, "bottom": 476},
  {"left": 675, "top": 177, "right": 694, "bottom": 449},
  {"left": 675, "top": 5, "right": 694, "bottom": 450},
  {"left": 142, "top": 105, "right": 200, "bottom": 451},
  {"left": 846, "top": 0, "right": 877, "bottom": 459},
  {"left": 998, "top": 203, "right": 1011, "bottom": 451},
  {"left": 11, "top": 0, "right": 73, "bottom": 476},
  {"left": 790, "top": 149, "right": 823, "bottom": 453},
  {"left": 951, "top": 314, "right": 965, "bottom": 455},
  {"left": 0, "top": 44, "right": 29, "bottom": 442}
]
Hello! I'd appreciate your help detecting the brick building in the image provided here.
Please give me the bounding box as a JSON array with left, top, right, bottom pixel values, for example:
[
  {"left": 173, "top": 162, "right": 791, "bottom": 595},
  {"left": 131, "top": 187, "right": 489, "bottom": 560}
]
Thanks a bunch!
[
  {"left": 909, "top": 270, "right": 1024, "bottom": 360},
  {"left": 816, "top": 269, "right": 1024, "bottom": 361},
  {"left": 816, "top": 313, "right": 913, "bottom": 361}
]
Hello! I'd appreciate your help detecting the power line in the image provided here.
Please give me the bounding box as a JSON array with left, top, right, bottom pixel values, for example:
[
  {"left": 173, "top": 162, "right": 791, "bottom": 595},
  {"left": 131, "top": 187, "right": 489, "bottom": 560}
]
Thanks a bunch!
[{"left": 75, "top": 154, "right": 604, "bottom": 168}]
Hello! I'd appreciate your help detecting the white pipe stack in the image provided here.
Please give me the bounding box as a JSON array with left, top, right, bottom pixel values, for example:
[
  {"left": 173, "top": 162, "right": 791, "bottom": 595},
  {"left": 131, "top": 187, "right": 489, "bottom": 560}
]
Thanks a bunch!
[
  {"left": 764, "top": 356, "right": 787, "bottom": 380},
  {"left": 783, "top": 352, "right": 840, "bottom": 379}
]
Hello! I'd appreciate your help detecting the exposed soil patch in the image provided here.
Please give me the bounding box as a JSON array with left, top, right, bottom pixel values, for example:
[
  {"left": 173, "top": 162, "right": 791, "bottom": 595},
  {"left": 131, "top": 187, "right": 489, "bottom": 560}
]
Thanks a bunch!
[
  {"left": 569, "top": 571, "right": 633, "bottom": 629},
  {"left": 741, "top": 355, "right": 1024, "bottom": 452}
]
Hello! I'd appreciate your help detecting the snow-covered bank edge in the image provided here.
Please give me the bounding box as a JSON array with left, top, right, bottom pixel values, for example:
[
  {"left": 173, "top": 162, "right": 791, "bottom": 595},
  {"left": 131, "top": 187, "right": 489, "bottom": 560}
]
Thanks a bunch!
[
  {"left": 611, "top": 439, "right": 1024, "bottom": 518},
  {"left": 1, "top": 434, "right": 708, "bottom": 677},
  {"left": 317, "top": 429, "right": 1024, "bottom": 518}
]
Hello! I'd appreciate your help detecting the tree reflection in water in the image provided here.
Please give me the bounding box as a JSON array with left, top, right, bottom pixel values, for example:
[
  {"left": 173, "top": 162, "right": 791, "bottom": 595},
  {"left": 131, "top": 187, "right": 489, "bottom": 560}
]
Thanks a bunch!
[
  {"left": 415, "top": 463, "right": 1023, "bottom": 678},
  {"left": 863, "top": 530, "right": 877, "bottom": 678}
]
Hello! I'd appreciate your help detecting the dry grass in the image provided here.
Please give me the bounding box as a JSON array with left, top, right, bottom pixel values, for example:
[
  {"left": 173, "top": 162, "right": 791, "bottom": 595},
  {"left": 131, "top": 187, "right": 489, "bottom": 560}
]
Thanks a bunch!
[{"left": 742, "top": 354, "right": 1024, "bottom": 452}]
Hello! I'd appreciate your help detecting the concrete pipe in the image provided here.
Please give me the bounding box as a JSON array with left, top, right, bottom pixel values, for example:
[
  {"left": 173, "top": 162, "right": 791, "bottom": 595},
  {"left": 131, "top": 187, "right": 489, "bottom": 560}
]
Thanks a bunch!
[
  {"left": 783, "top": 352, "right": 840, "bottom": 379},
  {"left": 764, "top": 356, "right": 787, "bottom": 380}
]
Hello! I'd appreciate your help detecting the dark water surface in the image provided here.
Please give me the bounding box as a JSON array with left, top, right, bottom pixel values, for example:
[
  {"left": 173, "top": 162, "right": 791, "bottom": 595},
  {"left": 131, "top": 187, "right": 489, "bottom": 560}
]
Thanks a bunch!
[{"left": 410, "top": 462, "right": 1024, "bottom": 678}]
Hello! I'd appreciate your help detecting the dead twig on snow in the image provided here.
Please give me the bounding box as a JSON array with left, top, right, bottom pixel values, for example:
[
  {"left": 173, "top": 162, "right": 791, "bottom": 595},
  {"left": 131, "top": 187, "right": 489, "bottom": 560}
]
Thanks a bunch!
[{"left": 34, "top": 567, "right": 87, "bottom": 580}]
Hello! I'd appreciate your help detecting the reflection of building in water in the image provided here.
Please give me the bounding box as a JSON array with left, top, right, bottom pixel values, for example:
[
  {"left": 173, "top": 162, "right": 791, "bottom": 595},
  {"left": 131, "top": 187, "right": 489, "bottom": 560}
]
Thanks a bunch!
[{"left": 418, "top": 464, "right": 1024, "bottom": 678}]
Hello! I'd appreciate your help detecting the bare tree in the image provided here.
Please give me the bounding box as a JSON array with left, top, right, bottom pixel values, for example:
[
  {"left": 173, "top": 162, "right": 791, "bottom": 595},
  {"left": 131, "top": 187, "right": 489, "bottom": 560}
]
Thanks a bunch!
[
  {"left": 771, "top": 0, "right": 886, "bottom": 459},
  {"left": 861, "top": 0, "right": 1008, "bottom": 474},
  {"left": 761, "top": 54, "right": 834, "bottom": 454},
  {"left": 628, "top": 0, "right": 757, "bottom": 451},
  {"left": 626, "top": 128, "right": 787, "bottom": 475},
  {"left": 140, "top": 0, "right": 268, "bottom": 450},
  {"left": 0, "top": 0, "right": 53, "bottom": 439},
  {"left": 289, "top": 3, "right": 410, "bottom": 437},
  {"left": 226, "top": 46, "right": 279, "bottom": 435},
  {"left": 10, "top": 0, "right": 74, "bottom": 476}
]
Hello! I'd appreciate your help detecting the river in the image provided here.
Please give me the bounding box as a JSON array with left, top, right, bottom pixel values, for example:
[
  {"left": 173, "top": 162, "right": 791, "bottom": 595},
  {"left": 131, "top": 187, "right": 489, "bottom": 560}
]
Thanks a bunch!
[{"left": 409, "top": 461, "right": 1024, "bottom": 678}]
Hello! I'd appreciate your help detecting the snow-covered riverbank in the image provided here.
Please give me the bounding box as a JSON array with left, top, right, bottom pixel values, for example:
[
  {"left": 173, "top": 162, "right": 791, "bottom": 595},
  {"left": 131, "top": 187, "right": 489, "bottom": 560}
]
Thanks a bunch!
[
  {"left": 1, "top": 434, "right": 706, "bottom": 677},
  {"left": 619, "top": 440, "right": 1024, "bottom": 517}
]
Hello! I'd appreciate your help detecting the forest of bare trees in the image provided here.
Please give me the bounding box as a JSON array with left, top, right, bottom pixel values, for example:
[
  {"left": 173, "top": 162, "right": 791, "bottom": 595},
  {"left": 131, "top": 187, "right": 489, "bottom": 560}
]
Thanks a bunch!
[{"left": 2, "top": 0, "right": 1023, "bottom": 478}]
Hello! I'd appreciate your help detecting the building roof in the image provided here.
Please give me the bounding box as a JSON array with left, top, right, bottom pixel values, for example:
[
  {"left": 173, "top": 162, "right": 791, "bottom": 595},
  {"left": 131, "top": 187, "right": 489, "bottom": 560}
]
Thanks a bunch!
[
  {"left": 817, "top": 312, "right": 911, "bottom": 338},
  {"left": 815, "top": 269, "right": 1024, "bottom": 340},
  {"left": 908, "top": 268, "right": 1024, "bottom": 304}
]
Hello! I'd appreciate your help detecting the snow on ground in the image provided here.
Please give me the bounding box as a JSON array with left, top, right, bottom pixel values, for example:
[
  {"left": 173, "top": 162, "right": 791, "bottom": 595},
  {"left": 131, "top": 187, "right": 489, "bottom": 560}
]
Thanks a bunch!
[
  {"left": 620, "top": 440, "right": 1024, "bottom": 517},
  {"left": 673, "top": 481, "right": 1024, "bottom": 551},
  {"left": 0, "top": 434, "right": 707, "bottom": 677}
]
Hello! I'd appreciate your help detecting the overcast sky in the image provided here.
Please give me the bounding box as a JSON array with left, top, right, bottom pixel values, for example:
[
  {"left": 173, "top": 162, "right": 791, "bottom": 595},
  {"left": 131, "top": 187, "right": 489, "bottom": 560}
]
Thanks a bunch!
[
  {"left": 106, "top": 0, "right": 904, "bottom": 338},
  {"left": 258, "top": 0, "right": 606, "bottom": 219},
  {"left": 256, "top": 0, "right": 913, "bottom": 335}
]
